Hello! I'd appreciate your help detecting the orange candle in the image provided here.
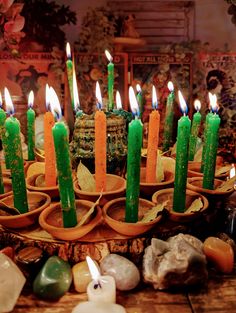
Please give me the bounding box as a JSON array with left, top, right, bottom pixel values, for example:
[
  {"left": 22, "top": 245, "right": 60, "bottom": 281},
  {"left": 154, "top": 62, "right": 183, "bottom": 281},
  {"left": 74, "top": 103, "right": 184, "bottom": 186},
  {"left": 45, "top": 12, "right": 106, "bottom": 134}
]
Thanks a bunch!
[
  {"left": 146, "top": 86, "right": 160, "bottom": 183},
  {"left": 44, "top": 85, "right": 57, "bottom": 186},
  {"left": 95, "top": 82, "right": 107, "bottom": 192}
]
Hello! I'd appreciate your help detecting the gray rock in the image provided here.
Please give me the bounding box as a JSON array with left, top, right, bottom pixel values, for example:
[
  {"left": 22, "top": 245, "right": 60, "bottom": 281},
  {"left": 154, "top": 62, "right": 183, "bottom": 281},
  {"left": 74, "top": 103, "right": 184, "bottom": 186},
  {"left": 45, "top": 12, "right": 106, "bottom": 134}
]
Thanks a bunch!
[
  {"left": 143, "top": 233, "right": 208, "bottom": 290},
  {"left": 100, "top": 254, "right": 140, "bottom": 291}
]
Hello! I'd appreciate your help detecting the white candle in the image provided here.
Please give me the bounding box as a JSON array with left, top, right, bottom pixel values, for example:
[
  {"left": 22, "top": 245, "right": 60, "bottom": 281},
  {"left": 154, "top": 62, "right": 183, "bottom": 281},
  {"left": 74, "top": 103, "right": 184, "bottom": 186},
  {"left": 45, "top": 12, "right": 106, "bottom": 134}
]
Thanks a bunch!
[
  {"left": 72, "top": 301, "right": 126, "bottom": 313},
  {"left": 86, "top": 256, "right": 116, "bottom": 303}
]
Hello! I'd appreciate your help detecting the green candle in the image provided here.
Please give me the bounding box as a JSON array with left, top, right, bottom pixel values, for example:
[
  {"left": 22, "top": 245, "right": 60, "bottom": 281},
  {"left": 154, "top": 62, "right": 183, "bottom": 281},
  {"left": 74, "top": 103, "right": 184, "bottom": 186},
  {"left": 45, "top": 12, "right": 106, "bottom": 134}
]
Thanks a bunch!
[
  {"left": 4, "top": 88, "right": 28, "bottom": 213},
  {"left": 163, "top": 81, "right": 175, "bottom": 152},
  {"left": 202, "top": 107, "right": 221, "bottom": 190},
  {"left": 173, "top": 91, "right": 191, "bottom": 213},
  {"left": 125, "top": 87, "right": 143, "bottom": 223},
  {"left": 136, "top": 84, "right": 143, "bottom": 119},
  {"left": 188, "top": 99, "right": 202, "bottom": 161},
  {"left": 105, "top": 50, "right": 114, "bottom": 111},
  {"left": 27, "top": 90, "right": 35, "bottom": 161},
  {"left": 66, "top": 42, "right": 74, "bottom": 110},
  {"left": 0, "top": 92, "right": 10, "bottom": 169},
  {"left": 50, "top": 87, "right": 77, "bottom": 228}
]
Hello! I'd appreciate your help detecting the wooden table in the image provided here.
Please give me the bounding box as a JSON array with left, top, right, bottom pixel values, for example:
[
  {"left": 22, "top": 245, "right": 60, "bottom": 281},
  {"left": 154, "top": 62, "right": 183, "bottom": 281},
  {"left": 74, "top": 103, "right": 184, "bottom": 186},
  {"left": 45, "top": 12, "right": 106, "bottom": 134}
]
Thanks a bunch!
[{"left": 12, "top": 266, "right": 236, "bottom": 313}]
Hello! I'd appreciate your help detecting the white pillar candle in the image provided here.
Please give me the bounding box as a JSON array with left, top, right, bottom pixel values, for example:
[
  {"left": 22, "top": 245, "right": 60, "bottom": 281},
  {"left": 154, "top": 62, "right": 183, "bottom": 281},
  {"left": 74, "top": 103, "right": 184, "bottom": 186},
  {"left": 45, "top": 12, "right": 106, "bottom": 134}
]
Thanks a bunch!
[
  {"left": 86, "top": 256, "right": 116, "bottom": 303},
  {"left": 72, "top": 301, "right": 126, "bottom": 313}
]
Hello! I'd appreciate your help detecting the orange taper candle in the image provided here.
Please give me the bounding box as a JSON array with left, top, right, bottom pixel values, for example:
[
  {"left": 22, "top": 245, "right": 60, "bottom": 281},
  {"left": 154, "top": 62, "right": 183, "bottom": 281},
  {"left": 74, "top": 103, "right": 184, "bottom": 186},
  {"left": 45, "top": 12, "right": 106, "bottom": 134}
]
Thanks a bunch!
[
  {"left": 146, "top": 86, "right": 160, "bottom": 183},
  {"left": 44, "top": 84, "right": 57, "bottom": 187},
  {"left": 95, "top": 82, "right": 107, "bottom": 192}
]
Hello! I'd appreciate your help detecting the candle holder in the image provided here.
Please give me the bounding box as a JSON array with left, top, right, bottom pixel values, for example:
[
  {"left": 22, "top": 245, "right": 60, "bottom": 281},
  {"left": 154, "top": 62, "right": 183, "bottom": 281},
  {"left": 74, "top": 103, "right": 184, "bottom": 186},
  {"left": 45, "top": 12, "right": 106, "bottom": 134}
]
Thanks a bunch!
[
  {"left": 1, "top": 160, "right": 29, "bottom": 179},
  {"left": 152, "top": 188, "right": 209, "bottom": 223},
  {"left": 39, "top": 200, "right": 102, "bottom": 241},
  {"left": 0, "top": 178, "right": 12, "bottom": 200},
  {"left": 0, "top": 191, "right": 51, "bottom": 229},
  {"left": 188, "top": 162, "right": 229, "bottom": 180},
  {"left": 73, "top": 174, "right": 126, "bottom": 205},
  {"left": 26, "top": 173, "right": 59, "bottom": 199},
  {"left": 103, "top": 197, "right": 162, "bottom": 236},
  {"left": 187, "top": 177, "right": 235, "bottom": 200},
  {"left": 139, "top": 167, "right": 174, "bottom": 197}
]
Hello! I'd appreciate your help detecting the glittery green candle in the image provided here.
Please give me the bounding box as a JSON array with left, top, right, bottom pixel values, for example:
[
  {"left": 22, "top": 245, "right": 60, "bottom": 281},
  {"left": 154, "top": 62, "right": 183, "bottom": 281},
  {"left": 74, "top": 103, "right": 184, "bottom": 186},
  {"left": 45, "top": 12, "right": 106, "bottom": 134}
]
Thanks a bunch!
[
  {"left": 0, "top": 94, "right": 10, "bottom": 169},
  {"left": 188, "top": 100, "right": 202, "bottom": 161},
  {"left": 173, "top": 91, "right": 191, "bottom": 213},
  {"left": 202, "top": 112, "right": 220, "bottom": 190},
  {"left": 105, "top": 50, "right": 114, "bottom": 111},
  {"left": 163, "top": 82, "right": 175, "bottom": 152},
  {"left": 66, "top": 42, "right": 74, "bottom": 110},
  {"left": 27, "top": 91, "right": 35, "bottom": 161},
  {"left": 4, "top": 88, "right": 28, "bottom": 213},
  {"left": 51, "top": 88, "right": 77, "bottom": 228},
  {"left": 136, "top": 84, "right": 143, "bottom": 118},
  {"left": 125, "top": 87, "right": 143, "bottom": 223},
  {"left": 201, "top": 111, "right": 214, "bottom": 172}
]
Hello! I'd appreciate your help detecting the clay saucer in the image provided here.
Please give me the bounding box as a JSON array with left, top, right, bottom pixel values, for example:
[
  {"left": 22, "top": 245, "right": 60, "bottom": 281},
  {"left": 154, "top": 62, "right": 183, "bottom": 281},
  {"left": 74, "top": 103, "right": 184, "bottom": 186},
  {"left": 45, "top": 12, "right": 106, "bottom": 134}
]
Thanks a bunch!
[
  {"left": 39, "top": 199, "right": 103, "bottom": 241},
  {"left": 0, "top": 191, "right": 51, "bottom": 229},
  {"left": 152, "top": 188, "right": 209, "bottom": 223},
  {"left": 26, "top": 173, "right": 59, "bottom": 199},
  {"left": 73, "top": 174, "right": 126, "bottom": 205},
  {"left": 1, "top": 160, "right": 29, "bottom": 178},
  {"left": 140, "top": 167, "right": 174, "bottom": 197},
  {"left": 103, "top": 197, "right": 162, "bottom": 236},
  {"left": 188, "top": 163, "right": 230, "bottom": 179}
]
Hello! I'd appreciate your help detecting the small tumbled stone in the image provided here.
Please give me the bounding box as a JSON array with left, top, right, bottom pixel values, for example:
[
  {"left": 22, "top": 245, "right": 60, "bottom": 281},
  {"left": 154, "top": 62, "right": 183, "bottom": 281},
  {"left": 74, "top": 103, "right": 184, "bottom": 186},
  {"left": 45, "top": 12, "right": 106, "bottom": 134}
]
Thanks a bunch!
[
  {"left": 100, "top": 254, "right": 140, "bottom": 291},
  {"left": 0, "top": 247, "right": 14, "bottom": 260},
  {"left": 33, "top": 256, "right": 72, "bottom": 300},
  {"left": 203, "top": 236, "right": 234, "bottom": 274},
  {"left": 72, "top": 260, "right": 100, "bottom": 293}
]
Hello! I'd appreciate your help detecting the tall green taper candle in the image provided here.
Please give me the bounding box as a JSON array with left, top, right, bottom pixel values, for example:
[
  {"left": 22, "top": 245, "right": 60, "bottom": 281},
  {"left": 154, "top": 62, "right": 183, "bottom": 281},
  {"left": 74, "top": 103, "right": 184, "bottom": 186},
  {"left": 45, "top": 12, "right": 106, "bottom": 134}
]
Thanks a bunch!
[
  {"left": 50, "top": 87, "right": 77, "bottom": 228},
  {"left": 136, "top": 84, "right": 143, "bottom": 119},
  {"left": 202, "top": 108, "right": 220, "bottom": 190},
  {"left": 163, "top": 81, "right": 175, "bottom": 152},
  {"left": 125, "top": 87, "right": 143, "bottom": 223},
  {"left": 4, "top": 88, "right": 28, "bottom": 213},
  {"left": 188, "top": 99, "right": 202, "bottom": 161},
  {"left": 66, "top": 42, "right": 74, "bottom": 110},
  {"left": 0, "top": 92, "right": 10, "bottom": 169},
  {"left": 27, "top": 90, "right": 35, "bottom": 161},
  {"left": 173, "top": 91, "right": 191, "bottom": 213},
  {"left": 105, "top": 50, "right": 114, "bottom": 111}
]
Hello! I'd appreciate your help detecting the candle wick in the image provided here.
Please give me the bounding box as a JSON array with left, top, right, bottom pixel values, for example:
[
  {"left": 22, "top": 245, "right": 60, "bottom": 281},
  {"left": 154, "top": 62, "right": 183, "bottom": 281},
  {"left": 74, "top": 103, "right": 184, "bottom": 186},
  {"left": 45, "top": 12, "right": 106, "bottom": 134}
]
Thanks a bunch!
[{"left": 94, "top": 280, "right": 102, "bottom": 289}]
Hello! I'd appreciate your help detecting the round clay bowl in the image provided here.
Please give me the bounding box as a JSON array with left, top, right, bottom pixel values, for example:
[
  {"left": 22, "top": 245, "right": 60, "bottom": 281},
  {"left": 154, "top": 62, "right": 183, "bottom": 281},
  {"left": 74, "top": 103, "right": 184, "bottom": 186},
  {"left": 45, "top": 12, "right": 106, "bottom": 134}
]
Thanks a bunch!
[
  {"left": 103, "top": 197, "right": 162, "bottom": 236},
  {"left": 1, "top": 160, "right": 30, "bottom": 178},
  {"left": 140, "top": 167, "right": 174, "bottom": 197},
  {"left": 187, "top": 177, "right": 235, "bottom": 198},
  {"left": 152, "top": 188, "right": 209, "bottom": 223},
  {"left": 26, "top": 173, "right": 59, "bottom": 199},
  {"left": 74, "top": 174, "right": 126, "bottom": 205},
  {"left": 188, "top": 163, "right": 230, "bottom": 179},
  {"left": 0, "top": 178, "right": 12, "bottom": 200},
  {"left": 39, "top": 200, "right": 103, "bottom": 241},
  {"left": 0, "top": 191, "right": 51, "bottom": 229}
]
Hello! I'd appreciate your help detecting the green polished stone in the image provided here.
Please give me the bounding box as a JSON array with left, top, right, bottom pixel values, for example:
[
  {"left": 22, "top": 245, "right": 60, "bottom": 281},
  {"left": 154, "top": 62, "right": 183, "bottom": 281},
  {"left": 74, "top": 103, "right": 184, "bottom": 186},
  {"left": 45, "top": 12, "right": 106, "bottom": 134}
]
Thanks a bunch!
[{"left": 33, "top": 256, "right": 72, "bottom": 300}]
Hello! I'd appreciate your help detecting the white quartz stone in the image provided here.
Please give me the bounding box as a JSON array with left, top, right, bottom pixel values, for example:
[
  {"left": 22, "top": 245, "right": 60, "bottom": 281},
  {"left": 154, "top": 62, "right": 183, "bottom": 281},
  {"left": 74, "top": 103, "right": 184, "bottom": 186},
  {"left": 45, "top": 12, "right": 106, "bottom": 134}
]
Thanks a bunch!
[{"left": 0, "top": 253, "right": 26, "bottom": 312}]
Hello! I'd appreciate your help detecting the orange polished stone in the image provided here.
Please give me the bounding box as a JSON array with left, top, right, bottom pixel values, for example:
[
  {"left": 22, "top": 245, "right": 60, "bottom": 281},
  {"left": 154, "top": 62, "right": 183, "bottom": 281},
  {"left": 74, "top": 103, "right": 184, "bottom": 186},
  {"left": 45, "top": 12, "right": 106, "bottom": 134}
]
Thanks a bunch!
[{"left": 203, "top": 237, "right": 234, "bottom": 274}]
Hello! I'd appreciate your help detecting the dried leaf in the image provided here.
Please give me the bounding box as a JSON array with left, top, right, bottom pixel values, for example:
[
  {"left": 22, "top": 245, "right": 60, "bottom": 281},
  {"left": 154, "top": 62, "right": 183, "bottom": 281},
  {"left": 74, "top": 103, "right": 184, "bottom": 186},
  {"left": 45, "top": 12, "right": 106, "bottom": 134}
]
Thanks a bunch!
[
  {"left": 77, "top": 161, "right": 96, "bottom": 192},
  {"left": 161, "top": 156, "right": 175, "bottom": 173},
  {"left": 215, "top": 165, "right": 231, "bottom": 177},
  {"left": 217, "top": 177, "right": 235, "bottom": 192},
  {"left": 156, "top": 151, "right": 164, "bottom": 183},
  {"left": 27, "top": 162, "right": 45, "bottom": 177},
  {"left": 77, "top": 192, "right": 102, "bottom": 227},
  {"left": 185, "top": 198, "right": 203, "bottom": 213},
  {"left": 139, "top": 201, "right": 168, "bottom": 223}
]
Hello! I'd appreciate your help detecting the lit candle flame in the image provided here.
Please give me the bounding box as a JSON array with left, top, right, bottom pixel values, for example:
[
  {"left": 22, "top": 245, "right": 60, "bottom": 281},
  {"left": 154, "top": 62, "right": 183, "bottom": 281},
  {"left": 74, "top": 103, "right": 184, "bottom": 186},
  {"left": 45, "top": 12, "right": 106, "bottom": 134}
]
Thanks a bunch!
[
  {"left": 178, "top": 90, "right": 188, "bottom": 115},
  {"left": 49, "top": 87, "right": 62, "bottom": 120},
  {"left": 168, "top": 81, "right": 174, "bottom": 92},
  {"left": 230, "top": 164, "right": 235, "bottom": 179},
  {"left": 73, "top": 69, "right": 80, "bottom": 112},
  {"left": 86, "top": 256, "right": 100, "bottom": 281},
  {"left": 4, "top": 87, "right": 14, "bottom": 115},
  {"left": 116, "top": 90, "right": 122, "bottom": 110},
  {"left": 66, "top": 42, "right": 71, "bottom": 60},
  {"left": 45, "top": 84, "right": 50, "bottom": 111},
  {"left": 152, "top": 85, "right": 158, "bottom": 109},
  {"left": 28, "top": 90, "right": 34, "bottom": 109},
  {"left": 96, "top": 81, "right": 103, "bottom": 110},
  {"left": 0, "top": 92, "right": 2, "bottom": 108},
  {"left": 105, "top": 50, "right": 113, "bottom": 63},
  {"left": 136, "top": 84, "right": 141, "bottom": 93},
  {"left": 209, "top": 93, "right": 218, "bottom": 113},
  {"left": 194, "top": 99, "right": 201, "bottom": 112},
  {"left": 129, "top": 86, "right": 139, "bottom": 116}
]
